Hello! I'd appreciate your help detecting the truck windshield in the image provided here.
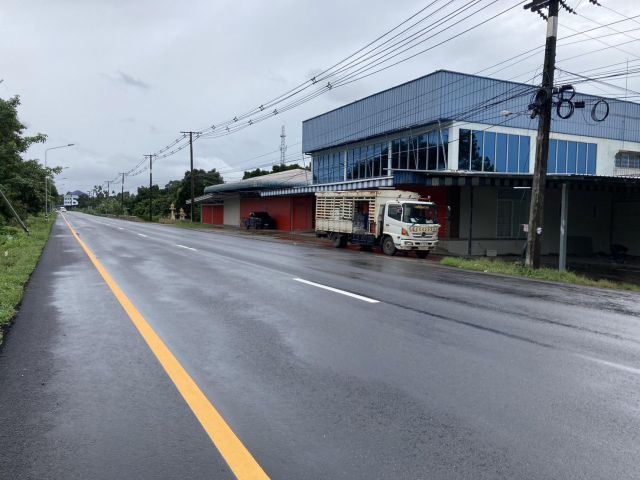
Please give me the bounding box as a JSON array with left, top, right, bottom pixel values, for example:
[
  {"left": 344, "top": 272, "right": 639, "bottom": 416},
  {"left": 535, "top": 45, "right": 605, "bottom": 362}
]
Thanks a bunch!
[{"left": 403, "top": 203, "right": 437, "bottom": 224}]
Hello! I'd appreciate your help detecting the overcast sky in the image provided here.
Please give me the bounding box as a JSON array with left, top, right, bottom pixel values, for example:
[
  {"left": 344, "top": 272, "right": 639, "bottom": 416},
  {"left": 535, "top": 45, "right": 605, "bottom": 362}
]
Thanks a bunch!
[{"left": 2, "top": 0, "right": 639, "bottom": 194}]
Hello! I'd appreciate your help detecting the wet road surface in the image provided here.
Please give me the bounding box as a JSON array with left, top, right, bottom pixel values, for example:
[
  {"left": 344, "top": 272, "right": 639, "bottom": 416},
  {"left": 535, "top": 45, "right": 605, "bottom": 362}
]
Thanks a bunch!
[{"left": 1, "top": 212, "right": 639, "bottom": 479}]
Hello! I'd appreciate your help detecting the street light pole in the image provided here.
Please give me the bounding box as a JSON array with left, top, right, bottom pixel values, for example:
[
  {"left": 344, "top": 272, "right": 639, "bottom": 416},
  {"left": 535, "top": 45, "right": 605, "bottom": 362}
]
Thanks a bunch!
[{"left": 44, "top": 143, "right": 74, "bottom": 220}]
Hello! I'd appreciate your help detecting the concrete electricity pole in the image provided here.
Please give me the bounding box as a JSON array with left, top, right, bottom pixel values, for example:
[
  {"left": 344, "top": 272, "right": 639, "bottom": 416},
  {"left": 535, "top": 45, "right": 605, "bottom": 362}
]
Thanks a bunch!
[
  {"left": 145, "top": 154, "right": 154, "bottom": 222},
  {"left": 105, "top": 180, "right": 111, "bottom": 199},
  {"left": 180, "top": 131, "right": 198, "bottom": 222},
  {"left": 119, "top": 172, "right": 126, "bottom": 216},
  {"left": 524, "top": 0, "right": 559, "bottom": 269}
]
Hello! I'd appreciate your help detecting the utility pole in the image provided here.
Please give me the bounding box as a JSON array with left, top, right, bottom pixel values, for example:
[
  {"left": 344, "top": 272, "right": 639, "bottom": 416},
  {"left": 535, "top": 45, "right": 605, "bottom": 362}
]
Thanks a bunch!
[
  {"left": 145, "top": 154, "right": 154, "bottom": 222},
  {"left": 524, "top": 0, "right": 559, "bottom": 268},
  {"left": 0, "top": 187, "right": 29, "bottom": 233},
  {"left": 105, "top": 180, "right": 111, "bottom": 199},
  {"left": 119, "top": 172, "right": 126, "bottom": 216},
  {"left": 280, "top": 125, "right": 287, "bottom": 166},
  {"left": 180, "top": 131, "right": 198, "bottom": 222}
]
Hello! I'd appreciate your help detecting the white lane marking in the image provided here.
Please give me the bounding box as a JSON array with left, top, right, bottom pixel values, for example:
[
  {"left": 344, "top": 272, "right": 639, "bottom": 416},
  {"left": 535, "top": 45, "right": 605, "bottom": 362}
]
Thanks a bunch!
[
  {"left": 293, "top": 278, "right": 379, "bottom": 304},
  {"left": 137, "top": 233, "right": 148, "bottom": 238},
  {"left": 176, "top": 244, "right": 197, "bottom": 251},
  {"left": 580, "top": 355, "right": 640, "bottom": 376},
  {"left": 117, "top": 227, "right": 124, "bottom": 230}
]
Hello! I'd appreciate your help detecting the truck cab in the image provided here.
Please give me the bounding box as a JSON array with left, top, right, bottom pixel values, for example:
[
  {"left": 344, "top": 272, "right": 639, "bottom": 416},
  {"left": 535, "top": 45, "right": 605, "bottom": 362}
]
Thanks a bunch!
[{"left": 378, "top": 201, "right": 439, "bottom": 257}]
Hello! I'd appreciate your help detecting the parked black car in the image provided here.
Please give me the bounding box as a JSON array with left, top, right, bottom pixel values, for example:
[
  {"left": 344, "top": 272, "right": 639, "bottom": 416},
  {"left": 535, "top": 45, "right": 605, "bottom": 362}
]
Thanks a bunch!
[{"left": 244, "top": 211, "right": 276, "bottom": 230}]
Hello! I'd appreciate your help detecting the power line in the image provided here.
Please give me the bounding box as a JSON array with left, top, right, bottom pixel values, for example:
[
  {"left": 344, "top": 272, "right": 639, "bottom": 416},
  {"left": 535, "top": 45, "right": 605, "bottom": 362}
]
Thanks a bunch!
[{"left": 116, "top": 0, "right": 526, "bottom": 179}]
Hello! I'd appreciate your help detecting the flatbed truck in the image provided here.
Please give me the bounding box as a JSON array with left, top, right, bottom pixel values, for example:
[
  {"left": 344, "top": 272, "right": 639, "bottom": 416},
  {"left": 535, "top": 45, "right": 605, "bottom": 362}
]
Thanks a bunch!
[{"left": 315, "top": 190, "right": 440, "bottom": 257}]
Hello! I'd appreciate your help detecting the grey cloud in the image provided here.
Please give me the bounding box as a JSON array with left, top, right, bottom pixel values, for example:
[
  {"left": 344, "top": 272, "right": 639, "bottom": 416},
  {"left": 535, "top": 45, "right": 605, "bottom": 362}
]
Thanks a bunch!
[
  {"left": 149, "top": 125, "right": 165, "bottom": 134},
  {"left": 106, "top": 71, "right": 151, "bottom": 90}
]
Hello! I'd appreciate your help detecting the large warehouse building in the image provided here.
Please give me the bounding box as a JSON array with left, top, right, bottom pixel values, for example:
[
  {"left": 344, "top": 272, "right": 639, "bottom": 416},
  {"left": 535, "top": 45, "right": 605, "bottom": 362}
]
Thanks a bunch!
[{"left": 203, "top": 70, "right": 640, "bottom": 256}]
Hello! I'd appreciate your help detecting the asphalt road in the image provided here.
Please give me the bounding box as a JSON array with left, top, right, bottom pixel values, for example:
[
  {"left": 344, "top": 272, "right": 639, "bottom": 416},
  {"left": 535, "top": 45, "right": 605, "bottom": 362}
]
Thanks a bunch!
[{"left": 1, "top": 212, "right": 639, "bottom": 479}]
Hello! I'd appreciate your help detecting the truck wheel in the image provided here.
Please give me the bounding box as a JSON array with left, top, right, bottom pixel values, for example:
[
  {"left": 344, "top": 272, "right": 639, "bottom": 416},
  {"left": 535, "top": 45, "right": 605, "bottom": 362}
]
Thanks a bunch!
[
  {"left": 416, "top": 251, "right": 430, "bottom": 259},
  {"left": 331, "top": 233, "right": 345, "bottom": 248},
  {"left": 382, "top": 236, "right": 397, "bottom": 256}
]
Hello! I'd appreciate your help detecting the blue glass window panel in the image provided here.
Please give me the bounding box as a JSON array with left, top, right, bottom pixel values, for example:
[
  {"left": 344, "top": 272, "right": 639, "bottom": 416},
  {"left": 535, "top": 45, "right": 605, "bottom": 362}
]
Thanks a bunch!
[
  {"left": 410, "top": 137, "right": 420, "bottom": 169},
  {"left": 353, "top": 149, "right": 360, "bottom": 179},
  {"left": 400, "top": 138, "right": 409, "bottom": 170},
  {"left": 313, "top": 157, "right": 318, "bottom": 183},
  {"left": 440, "top": 129, "right": 449, "bottom": 169},
  {"left": 325, "top": 155, "right": 330, "bottom": 182},
  {"left": 507, "top": 135, "right": 519, "bottom": 173},
  {"left": 496, "top": 133, "right": 508, "bottom": 172},
  {"left": 458, "top": 129, "right": 471, "bottom": 170},
  {"left": 339, "top": 152, "right": 345, "bottom": 182},
  {"left": 547, "top": 139, "right": 557, "bottom": 173},
  {"left": 347, "top": 150, "right": 353, "bottom": 180},
  {"left": 428, "top": 131, "right": 439, "bottom": 170},
  {"left": 363, "top": 149, "right": 369, "bottom": 179},
  {"left": 587, "top": 144, "right": 597, "bottom": 175},
  {"left": 418, "top": 134, "right": 429, "bottom": 150},
  {"left": 556, "top": 140, "right": 567, "bottom": 173},
  {"left": 381, "top": 144, "right": 389, "bottom": 175},
  {"left": 391, "top": 140, "right": 400, "bottom": 169},
  {"left": 567, "top": 141, "right": 577, "bottom": 174},
  {"left": 471, "top": 131, "right": 483, "bottom": 171},
  {"left": 374, "top": 144, "right": 382, "bottom": 177},
  {"left": 321, "top": 155, "right": 327, "bottom": 183},
  {"left": 577, "top": 143, "right": 587, "bottom": 174},
  {"left": 483, "top": 132, "right": 496, "bottom": 172},
  {"left": 417, "top": 147, "right": 427, "bottom": 170},
  {"left": 518, "top": 136, "right": 530, "bottom": 173}
]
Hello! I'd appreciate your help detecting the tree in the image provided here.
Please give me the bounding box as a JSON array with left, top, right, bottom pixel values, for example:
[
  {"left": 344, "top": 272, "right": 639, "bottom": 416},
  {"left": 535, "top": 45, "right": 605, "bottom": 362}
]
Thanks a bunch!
[
  {"left": 0, "top": 96, "right": 48, "bottom": 225},
  {"left": 175, "top": 168, "right": 223, "bottom": 221},
  {"left": 242, "top": 163, "right": 308, "bottom": 180},
  {"left": 242, "top": 168, "right": 271, "bottom": 179}
]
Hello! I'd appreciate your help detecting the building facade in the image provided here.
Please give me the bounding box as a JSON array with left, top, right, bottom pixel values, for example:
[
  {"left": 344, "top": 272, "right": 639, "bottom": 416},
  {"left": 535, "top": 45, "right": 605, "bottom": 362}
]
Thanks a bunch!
[
  {"left": 289, "top": 70, "right": 640, "bottom": 256},
  {"left": 194, "top": 168, "right": 315, "bottom": 231}
]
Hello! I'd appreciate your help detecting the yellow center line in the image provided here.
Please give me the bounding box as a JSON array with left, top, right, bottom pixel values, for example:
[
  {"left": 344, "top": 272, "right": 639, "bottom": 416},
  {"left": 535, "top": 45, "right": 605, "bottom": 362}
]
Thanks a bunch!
[{"left": 60, "top": 213, "right": 269, "bottom": 480}]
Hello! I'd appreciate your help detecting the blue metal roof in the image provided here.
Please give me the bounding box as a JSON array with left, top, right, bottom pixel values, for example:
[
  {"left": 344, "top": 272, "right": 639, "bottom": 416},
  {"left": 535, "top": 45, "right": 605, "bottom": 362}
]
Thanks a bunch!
[{"left": 302, "top": 70, "right": 640, "bottom": 153}]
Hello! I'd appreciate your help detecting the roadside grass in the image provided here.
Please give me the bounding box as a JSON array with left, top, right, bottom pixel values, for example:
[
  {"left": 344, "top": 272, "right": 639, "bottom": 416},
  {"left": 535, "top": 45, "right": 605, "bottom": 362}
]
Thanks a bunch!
[
  {"left": 0, "top": 215, "right": 54, "bottom": 344},
  {"left": 440, "top": 256, "right": 640, "bottom": 292},
  {"left": 163, "top": 221, "right": 220, "bottom": 231}
]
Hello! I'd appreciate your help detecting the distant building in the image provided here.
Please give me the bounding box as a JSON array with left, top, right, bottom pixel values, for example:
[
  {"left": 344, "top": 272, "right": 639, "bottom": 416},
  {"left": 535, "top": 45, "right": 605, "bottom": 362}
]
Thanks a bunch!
[
  {"left": 192, "top": 168, "right": 314, "bottom": 230},
  {"left": 64, "top": 193, "right": 79, "bottom": 207}
]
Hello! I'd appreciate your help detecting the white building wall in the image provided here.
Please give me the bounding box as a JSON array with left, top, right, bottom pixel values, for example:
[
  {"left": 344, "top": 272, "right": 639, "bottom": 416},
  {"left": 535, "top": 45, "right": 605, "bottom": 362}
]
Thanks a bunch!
[
  {"left": 223, "top": 197, "right": 241, "bottom": 227},
  {"left": 446, "top": 125, "right": 458, "bottom": 171}
]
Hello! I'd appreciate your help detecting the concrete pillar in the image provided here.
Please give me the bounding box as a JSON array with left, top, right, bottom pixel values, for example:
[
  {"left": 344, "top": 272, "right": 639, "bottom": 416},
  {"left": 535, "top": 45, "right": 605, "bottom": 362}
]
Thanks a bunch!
[
  {"left": 467, "top": 185, "right": 474, "bottom": 256},
  {"left": 559, "top": 182, "right": 568, "bottom": 271}
]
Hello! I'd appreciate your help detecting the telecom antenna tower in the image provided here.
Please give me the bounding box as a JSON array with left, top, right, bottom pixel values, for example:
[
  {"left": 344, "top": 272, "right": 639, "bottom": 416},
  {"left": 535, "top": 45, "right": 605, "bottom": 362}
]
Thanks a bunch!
[{"left": 279, "top": 125, "right": 287, "bottom": 166}]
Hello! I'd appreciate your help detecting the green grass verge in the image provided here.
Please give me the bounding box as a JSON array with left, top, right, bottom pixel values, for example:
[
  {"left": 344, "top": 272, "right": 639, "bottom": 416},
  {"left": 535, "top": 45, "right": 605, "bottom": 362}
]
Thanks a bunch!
[
  {"left": 440, "top": 256, "right": 640, "bottom": 292},
  {"left": 0, "top": 215, "right": 55, "bottom": 344},
  {"left": 162, "top": 221, "right": 219, "bottom": 230}
]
